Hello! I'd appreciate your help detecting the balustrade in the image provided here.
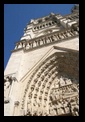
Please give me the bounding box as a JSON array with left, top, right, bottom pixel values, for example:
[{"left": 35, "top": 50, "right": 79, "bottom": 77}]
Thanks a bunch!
[{"left": 15, "top": 26, "right": 79, "bottom": 52}]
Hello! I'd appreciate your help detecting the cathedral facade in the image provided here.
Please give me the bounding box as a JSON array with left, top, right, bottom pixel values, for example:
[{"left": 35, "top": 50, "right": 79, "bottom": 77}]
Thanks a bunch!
[{"left": 4, "top": 4, "right": 79, "bottom": 116}]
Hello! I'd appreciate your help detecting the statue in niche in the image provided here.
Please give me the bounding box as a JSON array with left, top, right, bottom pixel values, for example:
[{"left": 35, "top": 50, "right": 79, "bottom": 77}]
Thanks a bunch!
[
  {"left": 49, "top": 104, "right": 52, "bottom": 114},
  {"left": 67, "top": 31, "right": 71, "bottom": 37},
  {"left": 48, "top": 72, "right": 52, "bottom": 78},
  {"left": 38, "top": 112, "right": 42, "bottom": 116},
  {"left": 62, "top": 87, "right": 66, "bottom": 94},
  {"left": 38, "top": 106, "right": 43, "bottom": 116},
  {"left": 74, "top": 104, "right": 79, "bottom": 116},
  {"left": 50, "top": 108, "right": 56, "bottom": 116},
  {"left": 59, "top": 100, "right": 64, "bottom": 113},
  {"left": 26, "top": 110, "right": 31, "bottom": 116},
  {"left": 63, "top": 99, "right": 70, "bottom": 114},
  {"left": 32, "top": 103, "right": 38, "bottom": 116},
  {"left": 27, "top": 107, "right": 32, "bottom": 116},
  {"left": 55, "top": 90, "right": 60, "bottom": 100},
  {"left": 38, "top": 81, "right": 41, "bottom": 86},
  {"left": 54, "top": 81, "right": 59, "bottom": 88},
  {"left": 69, "top": 97, "right": 79, "bottom": 116},
  {"left": 60, "top": 33, "right": 64, "bottom": 39},
  {"left": 50, "top": 89, "right": 55, "bottom": 95},
  {"left": 46, "top": 37, "right": 50, "bottom": 43},
  {"left": 37, "top": 72, "right": 41, "bottom": 78},
  {"left": 70, "top": 104, "right": 79, "bottom": 116},
  {"left": 4, "top": 76, "right": 13, "bottom": 103},
  {"left": 73, "top": 30, "right": 78, "bottom": 35},
  {"left": 41, "top": 75, "right": 45, "bottom": 81},
  {"left": 51, "top": 35, "right": 57, "bottom": 41},
  {"left": 50, "top": 91, "right": 56, "bottom": 101},
  {"left": 58, "top": 34, "right": 62, "bottom": 39},
  {"left": 4, "top": 76, "right": 12, "bottom": 88},
  {"left": 27, "top": 99, "right": 31, "bottom": 105},
  {"left": 33, "top": 111, "right": 38, "bottom": 116},
  {"left": 56, "top": 100, "right": 65, "bottom": 115},
  {"left": 27, "top": 101, "right": 32, "bottom": 111},
  {"left": 44, "top": 71, "right": 48, "bottom": 76},
  {"left": 38, "top": 108, "right": 42, "bottom": 116},
  {"left": 43, "top": 108, "right": 47, "bottom": 116}
]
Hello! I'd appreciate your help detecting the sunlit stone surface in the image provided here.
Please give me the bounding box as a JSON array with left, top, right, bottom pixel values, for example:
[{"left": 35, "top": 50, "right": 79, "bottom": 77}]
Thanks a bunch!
[{"left": 4, "top": 4, "right": 79, "bottom": 116}]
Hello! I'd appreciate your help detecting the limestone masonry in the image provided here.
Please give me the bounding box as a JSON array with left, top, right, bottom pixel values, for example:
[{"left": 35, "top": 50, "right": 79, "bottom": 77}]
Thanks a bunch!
[{"left": 4, "top": 4, "right": 79, "bottom": 116}]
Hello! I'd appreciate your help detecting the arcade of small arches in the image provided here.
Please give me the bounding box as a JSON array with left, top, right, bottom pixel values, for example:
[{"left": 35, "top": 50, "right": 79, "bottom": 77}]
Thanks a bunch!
[
  {"left": 32, "top": 13, "right": 79, "bottom": 32},
  {"left": 33, "top": 20, "right": 59, "bottom": 31}
]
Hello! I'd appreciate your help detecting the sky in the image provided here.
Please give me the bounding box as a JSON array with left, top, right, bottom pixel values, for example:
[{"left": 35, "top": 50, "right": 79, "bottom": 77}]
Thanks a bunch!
[{"left": 4, "top": 4, "right": 75, "bottom": 69}]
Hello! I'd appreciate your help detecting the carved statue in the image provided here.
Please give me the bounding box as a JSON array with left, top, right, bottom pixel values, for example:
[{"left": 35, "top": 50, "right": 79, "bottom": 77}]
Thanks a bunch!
[
  {"left": 66, "top": 32, "right": 71, "bottom": 37},
  {"left": 52, "top": 35, "right": 57, "bottom": 41},
  {"left": 50, "top": 108, "right": 56, "bottom": 116},
  {"left": 65, "top": 78, "right": 72, "bottom": 85},
  {"left": 59, "top": 76, "right": 65, "bottom": 87},
  {"left": 44, "top": 71, "right": 48, "bottom": 76},
  {"left": 74, "top": 104, "right": 79, "bottom": 116},
  {"left": 27, "top": 103, "right": 32, "bottom": 116},
  {"left": 55, "top": 91, "right": 60, "bottom": 100},
  {"left": 71, "top": 104, "right": 79, "bottom": 116},
  {"left": 67, "top": 86, "right": 73, "bottom": 93},
  {"left": 56, "top": 101, "right": 62, "bottom": 115},
  {"left": 4, "top": 76, "right": 14, "bottom": 103},
  {"left": 50, "top": 94, "right": 55, "bottom": 101},
  {"left": 58, "top": 34, "right": 63, "bottom": 39},
  {"left": 4, "top": 79, "right": 10, "bottom": 90},
  {"left": 48, "top": 72, "right": 52, "bottom": 78},
  {"left": 26, "top": 109, "right": 31, "bottom": 116},
  {"left": 46, "top": 37, "right": 50, "bottom": 43},
  {"left": 54, "top": 82, "right": 59, "bottom": 88},
  {"left": 63, "top": 99, "right": 70, "bottom": 114},
  {"left": 57, "top": 100, "right": 65, "bottom": 115}
]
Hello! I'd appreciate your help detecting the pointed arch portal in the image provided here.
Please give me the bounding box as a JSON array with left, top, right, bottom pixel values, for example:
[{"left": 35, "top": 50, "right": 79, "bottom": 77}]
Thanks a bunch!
[{"left": 20, "top": 47, "right": 79, "bottom": 116}]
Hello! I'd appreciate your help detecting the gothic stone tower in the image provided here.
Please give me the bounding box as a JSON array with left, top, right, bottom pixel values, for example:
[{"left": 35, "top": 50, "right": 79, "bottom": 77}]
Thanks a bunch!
[{"left": 4, "top": 5, "right": 79, "bottom": 116}]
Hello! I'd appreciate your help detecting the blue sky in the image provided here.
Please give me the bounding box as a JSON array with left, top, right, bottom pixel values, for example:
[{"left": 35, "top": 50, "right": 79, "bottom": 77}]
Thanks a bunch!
[{"left": 4, "top": 4, "right": 75, "bottom": 69}]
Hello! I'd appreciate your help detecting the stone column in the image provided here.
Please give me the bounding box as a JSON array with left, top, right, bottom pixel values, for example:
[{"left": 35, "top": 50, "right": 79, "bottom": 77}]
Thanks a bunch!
[{"left": 13, "top": 101, "right": 20, "bottom": 116}]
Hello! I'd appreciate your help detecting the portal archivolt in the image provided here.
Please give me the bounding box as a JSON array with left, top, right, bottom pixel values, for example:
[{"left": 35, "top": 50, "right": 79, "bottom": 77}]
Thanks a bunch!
[{"left": 21, "top": 51, "right": 79, "bottom": 116}]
